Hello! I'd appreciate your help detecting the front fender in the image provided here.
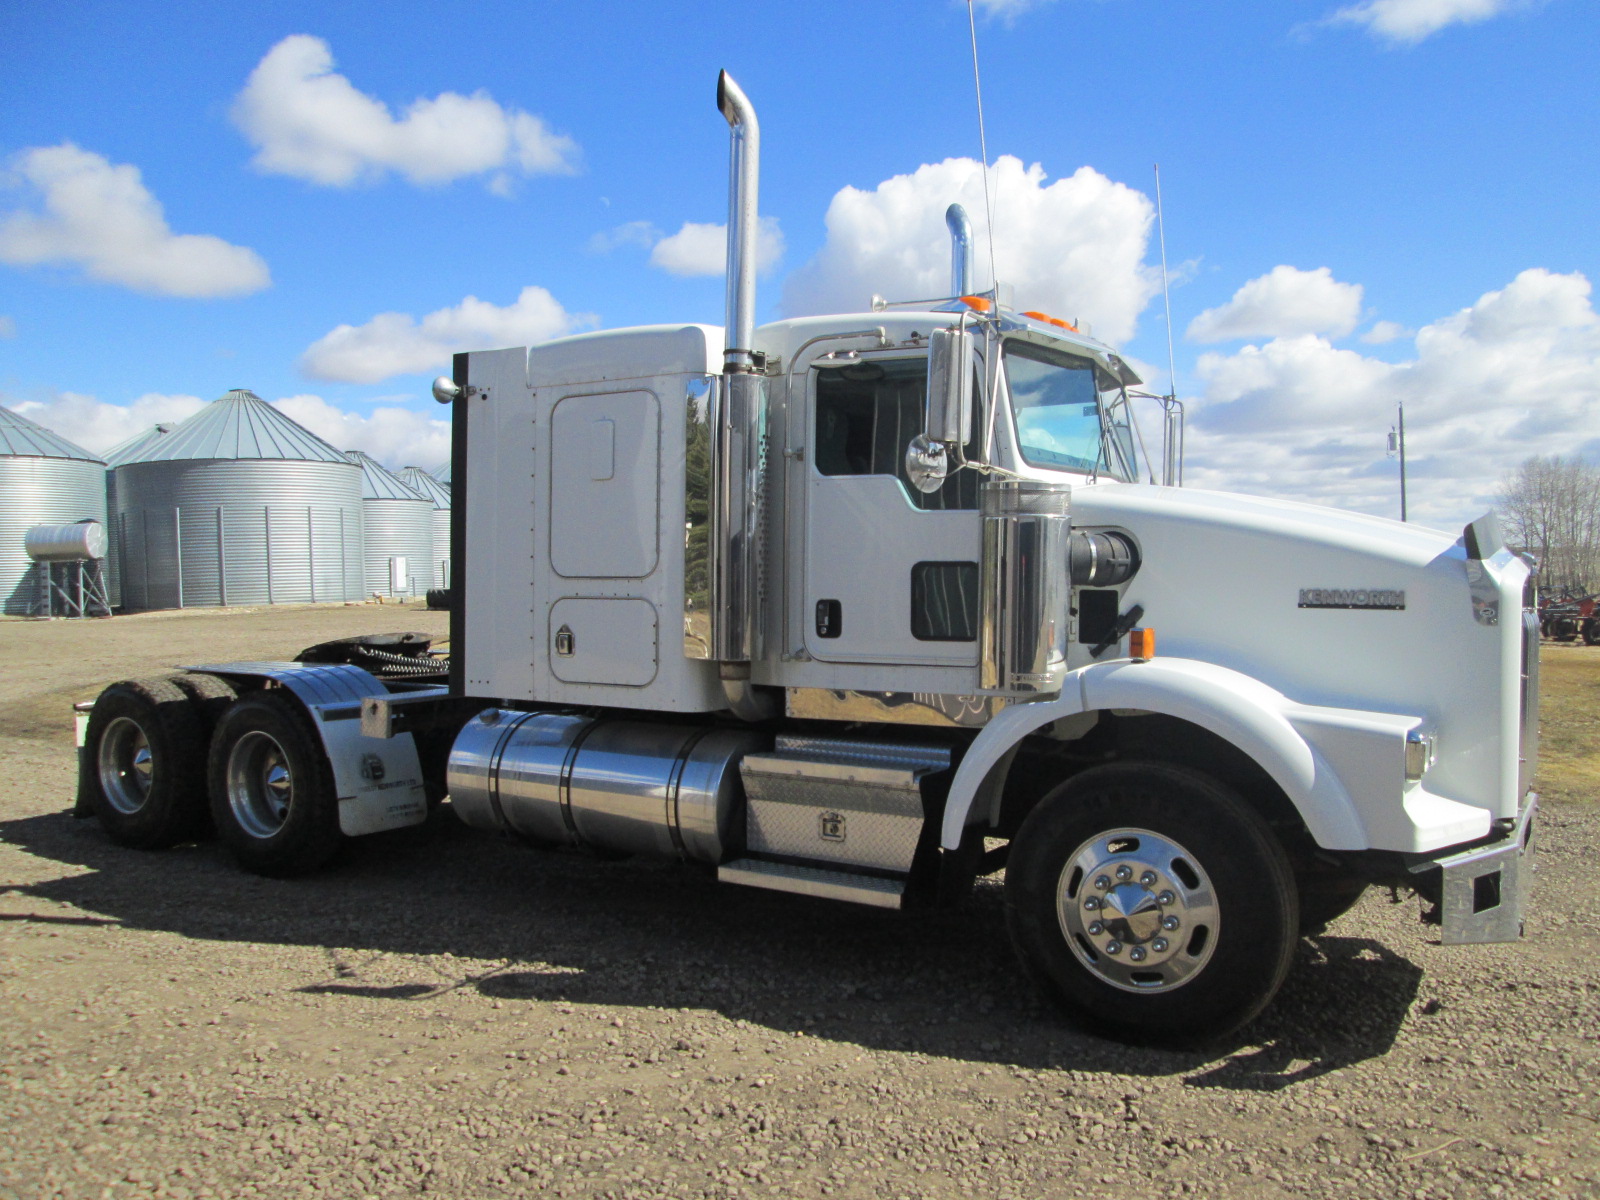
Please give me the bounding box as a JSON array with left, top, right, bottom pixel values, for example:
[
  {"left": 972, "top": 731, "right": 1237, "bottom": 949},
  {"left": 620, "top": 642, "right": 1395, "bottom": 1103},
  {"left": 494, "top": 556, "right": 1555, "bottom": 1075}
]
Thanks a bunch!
[{"left": 941, "top": 658, "right": 1488, "bottom": 854}]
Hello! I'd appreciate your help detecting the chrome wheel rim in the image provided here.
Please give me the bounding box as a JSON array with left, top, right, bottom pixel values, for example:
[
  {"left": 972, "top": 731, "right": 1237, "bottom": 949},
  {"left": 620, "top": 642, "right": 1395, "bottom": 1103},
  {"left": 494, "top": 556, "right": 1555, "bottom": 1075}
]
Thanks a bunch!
[
  {"left": 226, "top": 730, "right": 294, "bottom": 839},
  {"left": 1056, "top": 826, "right": 1220, "bottom": 993},
  {"left": 97, "top": 716, "right": 153, "bottom": 815}
]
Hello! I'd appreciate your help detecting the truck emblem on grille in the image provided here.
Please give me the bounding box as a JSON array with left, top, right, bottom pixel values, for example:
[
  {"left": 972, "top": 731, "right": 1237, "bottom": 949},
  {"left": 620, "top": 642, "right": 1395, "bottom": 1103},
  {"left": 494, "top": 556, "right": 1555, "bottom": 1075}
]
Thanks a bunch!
[
  {"left": 819, "top": 811, "right": 846, "bottom": 842},
  {"left": 1298, "top": 588, "right": 1405, "bottom": 611}
]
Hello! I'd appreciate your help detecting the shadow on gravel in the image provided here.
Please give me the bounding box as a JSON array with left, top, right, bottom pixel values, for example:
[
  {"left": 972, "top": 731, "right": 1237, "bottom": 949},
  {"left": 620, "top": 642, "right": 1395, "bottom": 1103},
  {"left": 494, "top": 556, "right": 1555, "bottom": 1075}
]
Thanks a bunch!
[
  {"left": 3, "top": 805, "right": 1418, "bottom": 1083},
  {"left": 1183, "top": 937, "right": 1422, "bottom": 1091}
]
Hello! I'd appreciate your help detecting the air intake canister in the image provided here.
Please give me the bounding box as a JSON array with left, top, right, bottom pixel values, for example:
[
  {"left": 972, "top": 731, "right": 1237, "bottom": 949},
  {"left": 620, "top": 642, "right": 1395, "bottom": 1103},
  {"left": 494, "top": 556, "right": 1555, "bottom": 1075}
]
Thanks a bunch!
[{"left": 980, "top": 478, "right": 1072, "bottom": 695}]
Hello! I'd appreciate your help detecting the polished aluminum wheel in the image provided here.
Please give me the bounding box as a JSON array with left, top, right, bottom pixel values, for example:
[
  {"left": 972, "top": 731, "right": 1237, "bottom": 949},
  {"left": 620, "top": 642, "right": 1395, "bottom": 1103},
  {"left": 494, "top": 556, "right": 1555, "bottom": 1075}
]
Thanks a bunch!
[
  {"left": 1056, "top": 826, "right": 1220, "bottom": 993},
  {"left": 226, "top": 730, "right": 294, "bottom": 839},
  {"left": 97, "top": 716, "right": 153, "bottom": 815}
]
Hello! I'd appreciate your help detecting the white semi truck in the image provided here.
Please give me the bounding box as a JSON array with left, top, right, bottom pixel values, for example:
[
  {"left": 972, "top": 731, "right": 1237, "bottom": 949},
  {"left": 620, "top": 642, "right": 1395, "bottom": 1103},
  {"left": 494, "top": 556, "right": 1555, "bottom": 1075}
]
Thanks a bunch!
[{"left": 76, "top": 72, "right": 1538, "bottom": 1046}]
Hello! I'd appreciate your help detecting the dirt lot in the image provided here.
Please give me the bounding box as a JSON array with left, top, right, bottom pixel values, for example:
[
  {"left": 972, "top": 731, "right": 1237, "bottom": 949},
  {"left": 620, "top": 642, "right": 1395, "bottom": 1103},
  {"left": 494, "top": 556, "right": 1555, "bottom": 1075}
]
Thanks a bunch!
[{"left": 2, "top": 607, "right": 1597, "bottom": 1200}]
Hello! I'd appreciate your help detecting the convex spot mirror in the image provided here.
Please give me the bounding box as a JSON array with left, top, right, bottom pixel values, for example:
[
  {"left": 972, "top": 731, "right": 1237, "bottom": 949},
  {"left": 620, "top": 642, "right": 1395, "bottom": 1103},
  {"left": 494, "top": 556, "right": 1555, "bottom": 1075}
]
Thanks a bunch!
[
  {"left": 925, "top": 326, "right": 974, "bottom": 447},
  {"left": 905, "top": 433, "right": 949, "bottom": 494}
]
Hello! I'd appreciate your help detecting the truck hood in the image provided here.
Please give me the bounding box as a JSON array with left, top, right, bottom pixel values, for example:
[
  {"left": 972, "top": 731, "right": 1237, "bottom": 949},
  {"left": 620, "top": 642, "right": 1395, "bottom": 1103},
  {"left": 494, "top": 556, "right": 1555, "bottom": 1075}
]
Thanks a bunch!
[{"left": 1071, "top": 482, "right": 1529, "bottom": 819}]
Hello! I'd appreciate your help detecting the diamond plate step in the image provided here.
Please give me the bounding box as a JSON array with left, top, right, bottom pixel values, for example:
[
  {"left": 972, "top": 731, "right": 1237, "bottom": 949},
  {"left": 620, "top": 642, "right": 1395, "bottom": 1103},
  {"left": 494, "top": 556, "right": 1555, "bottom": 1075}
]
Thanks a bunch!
[{"left": 718, "top": 858, "right": 905, "bottom": 909}]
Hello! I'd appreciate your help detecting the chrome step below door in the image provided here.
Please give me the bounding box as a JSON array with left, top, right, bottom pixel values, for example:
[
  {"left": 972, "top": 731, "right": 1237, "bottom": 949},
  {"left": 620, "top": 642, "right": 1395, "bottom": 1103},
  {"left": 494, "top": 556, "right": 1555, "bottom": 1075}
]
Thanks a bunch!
[{"left": 718, "top": 735, "right": 952, "bottom": 909}]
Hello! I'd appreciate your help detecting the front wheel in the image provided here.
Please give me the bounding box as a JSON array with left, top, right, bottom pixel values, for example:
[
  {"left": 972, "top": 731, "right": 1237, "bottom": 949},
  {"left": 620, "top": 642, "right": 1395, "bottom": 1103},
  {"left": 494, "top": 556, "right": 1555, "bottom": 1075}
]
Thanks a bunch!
[
  {"left": 1005, "top": 761, "right": 1298, "bottom": 1047},
  {"left": 208, "top": 690, "right": 342, "bottom": 877}
]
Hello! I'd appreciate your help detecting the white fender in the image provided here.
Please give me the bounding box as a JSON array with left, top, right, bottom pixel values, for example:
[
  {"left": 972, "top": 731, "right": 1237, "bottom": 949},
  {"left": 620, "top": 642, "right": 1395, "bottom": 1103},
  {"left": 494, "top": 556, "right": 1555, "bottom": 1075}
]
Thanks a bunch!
[
  {"left": 185, "top": 661, "right": 429, "bottom": 837},
  {"left": 941, "top": 658, "right": 1390, "bottom": 853}
]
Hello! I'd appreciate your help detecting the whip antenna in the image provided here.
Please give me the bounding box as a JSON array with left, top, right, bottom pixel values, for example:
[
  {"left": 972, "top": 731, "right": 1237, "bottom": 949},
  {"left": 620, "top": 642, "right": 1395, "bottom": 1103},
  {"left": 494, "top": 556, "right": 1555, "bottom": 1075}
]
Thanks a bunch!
[
  {"left": 1155, "top": 163, "right": 1177, "bottom": 404},
  {"left": 966, "top": 0, "right": 999, "bottom": 294}
]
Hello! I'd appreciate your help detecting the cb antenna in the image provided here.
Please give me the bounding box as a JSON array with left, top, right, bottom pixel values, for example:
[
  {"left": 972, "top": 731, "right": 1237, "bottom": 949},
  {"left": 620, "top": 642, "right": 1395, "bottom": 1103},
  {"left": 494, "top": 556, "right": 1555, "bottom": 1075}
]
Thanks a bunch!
[
  {"left": 966, "top": 0, "right": 999, "bottom": 294},
  {"left": 1155, "top": 163, "right": 1177, "bottom": 405}
]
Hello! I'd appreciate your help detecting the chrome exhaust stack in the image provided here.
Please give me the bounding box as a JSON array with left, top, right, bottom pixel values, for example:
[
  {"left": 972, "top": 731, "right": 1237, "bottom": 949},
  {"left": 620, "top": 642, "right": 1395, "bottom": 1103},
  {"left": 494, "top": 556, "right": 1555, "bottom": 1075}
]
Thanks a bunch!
[
  {"left": 709, "top": 71, "right": 772, "bottom": 712},
  {"left": 946, "top": 203, "right": 974, "bottom": 297},
  {"left": 718, "top": 71, "right": 760, "bottom": 375}
]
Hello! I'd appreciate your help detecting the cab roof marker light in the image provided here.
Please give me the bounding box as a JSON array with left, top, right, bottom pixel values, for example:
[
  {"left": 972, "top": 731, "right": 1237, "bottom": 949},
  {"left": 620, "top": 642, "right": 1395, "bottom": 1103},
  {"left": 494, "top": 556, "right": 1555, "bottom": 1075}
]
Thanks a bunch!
[{"left": 1021, "top": 310, "right": 1079, "bottom": 332}]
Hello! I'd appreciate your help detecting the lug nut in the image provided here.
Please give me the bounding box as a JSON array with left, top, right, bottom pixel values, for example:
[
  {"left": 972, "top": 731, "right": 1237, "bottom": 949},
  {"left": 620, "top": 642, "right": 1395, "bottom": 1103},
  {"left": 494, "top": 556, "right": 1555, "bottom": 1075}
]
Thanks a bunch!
[
  {"left": 1161, "top": 914, "right": 1179, "bottom": 932},
  {"left": 1157, "top": 890, "right": 1176, "bottom": 906},
  {"left": 1129, "top": 946, "right": 1147, "bottom": 962},
  {"left": 1140, "top": 870, "right": 1158, "bottom": 886},
  {"left": 1115, "top": 864, "right": 1133, "bottom": 881},
  {"left": 1094, "top": 875, "right": 1111, "bottom": 891},
  {"left": 1088, "top": 921, "right": 1104, "bottom": 936},
  {"left": 1152, "top": 937, "right": 1169, "bottom": 953},
  {"left": 1083, "top": 897, "right": 1100, "bottom": 911},
  {"left": 1105, "top": 941, "right": 1122, "bottom": 955}
]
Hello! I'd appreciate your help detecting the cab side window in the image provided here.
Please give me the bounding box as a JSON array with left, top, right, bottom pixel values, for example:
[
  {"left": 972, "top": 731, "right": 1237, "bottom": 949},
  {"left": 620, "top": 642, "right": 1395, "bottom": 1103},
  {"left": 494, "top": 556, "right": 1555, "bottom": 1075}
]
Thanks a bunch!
[{"left": 813, "top": 358, "right": 979, "bottom": 511}]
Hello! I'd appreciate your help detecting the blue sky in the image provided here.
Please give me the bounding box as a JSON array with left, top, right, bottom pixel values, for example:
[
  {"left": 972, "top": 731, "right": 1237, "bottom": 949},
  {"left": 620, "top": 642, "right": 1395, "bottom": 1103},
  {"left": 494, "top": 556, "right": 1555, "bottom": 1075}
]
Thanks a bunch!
[{"left": 1, "top": 0, "right": 1594, "bottom": 525}]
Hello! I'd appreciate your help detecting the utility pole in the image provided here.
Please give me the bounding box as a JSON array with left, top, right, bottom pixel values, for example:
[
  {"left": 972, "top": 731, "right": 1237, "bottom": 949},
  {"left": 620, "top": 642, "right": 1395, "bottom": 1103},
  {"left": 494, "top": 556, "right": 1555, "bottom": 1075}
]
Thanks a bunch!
[{"left": 1387, "top": 402, "right": 1408, "bottom": 522}]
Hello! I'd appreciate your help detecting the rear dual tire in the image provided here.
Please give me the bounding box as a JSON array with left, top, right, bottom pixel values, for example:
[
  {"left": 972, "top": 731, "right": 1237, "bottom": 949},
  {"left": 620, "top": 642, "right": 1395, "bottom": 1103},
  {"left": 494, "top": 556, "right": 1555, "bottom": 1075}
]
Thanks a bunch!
[
  {"left": 80, "top": 677, "right": 210, "bottom": 849},
  {"left": 207, "top": 690, "right": 342, "bottom": 878}
]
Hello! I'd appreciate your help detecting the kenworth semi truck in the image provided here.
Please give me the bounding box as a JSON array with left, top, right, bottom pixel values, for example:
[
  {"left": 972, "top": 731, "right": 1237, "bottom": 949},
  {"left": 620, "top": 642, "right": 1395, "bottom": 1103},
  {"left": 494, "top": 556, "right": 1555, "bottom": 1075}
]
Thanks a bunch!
[{"left": 76, "top": 72, "right": 1538, "bottom": 1046}]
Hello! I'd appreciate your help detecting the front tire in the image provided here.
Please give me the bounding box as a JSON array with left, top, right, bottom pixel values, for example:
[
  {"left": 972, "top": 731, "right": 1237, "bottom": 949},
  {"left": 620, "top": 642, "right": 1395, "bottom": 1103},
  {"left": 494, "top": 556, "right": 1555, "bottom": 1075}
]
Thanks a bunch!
[
  {"left": 208, "top": 690, "right": 342, "bottom": 877},
  {"left": 1005, "top": 761, "right": 1298, "bottom": 1047},
  {"left": 80, "top": 678, "right": 209, "bottom": 848}
]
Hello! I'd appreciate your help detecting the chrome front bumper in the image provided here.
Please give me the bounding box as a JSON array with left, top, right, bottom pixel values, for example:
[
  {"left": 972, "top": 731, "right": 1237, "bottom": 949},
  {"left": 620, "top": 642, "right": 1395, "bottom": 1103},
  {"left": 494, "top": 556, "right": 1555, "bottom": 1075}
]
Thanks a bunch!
[{"left": 1436, "top": 793, "right": 1537, "bottom": 945}]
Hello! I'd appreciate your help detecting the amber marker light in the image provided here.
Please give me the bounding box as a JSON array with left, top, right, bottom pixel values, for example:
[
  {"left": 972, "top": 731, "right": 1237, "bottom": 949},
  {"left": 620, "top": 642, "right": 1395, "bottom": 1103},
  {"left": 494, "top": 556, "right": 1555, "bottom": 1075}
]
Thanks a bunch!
[
  {"left": 1129, "top": 628, "right": 1156, "bottom": 661},
  {"left": 959, "top": 295, "right": 993, "bottom": 312},
  {"left": 1021, "top": 310, "right": 1079, "bottom": 332}
]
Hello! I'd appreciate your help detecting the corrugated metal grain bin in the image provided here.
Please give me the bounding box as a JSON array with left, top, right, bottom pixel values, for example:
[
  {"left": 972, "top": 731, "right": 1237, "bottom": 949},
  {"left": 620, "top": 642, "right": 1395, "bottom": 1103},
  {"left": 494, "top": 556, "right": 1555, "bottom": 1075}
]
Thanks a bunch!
[
  {"left": 398, "top": 466, "right": 451, "bottom": 588},
  {"left": 101, "top": 422, "right": 176, "bottom": 608},
  {"left": 113, "top": 390, "right": 364, "bottom": 611},
  {"left": 0, "top": 405, "right": 107, "bottom": 615},
  {"left": 348, "top": 451, "right": 432, "bottom": 598}
]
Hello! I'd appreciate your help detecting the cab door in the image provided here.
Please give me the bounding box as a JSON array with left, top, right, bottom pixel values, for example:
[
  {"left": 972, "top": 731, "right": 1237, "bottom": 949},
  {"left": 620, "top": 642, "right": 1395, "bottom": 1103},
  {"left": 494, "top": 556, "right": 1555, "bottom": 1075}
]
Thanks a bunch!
[{"left": 801, "top": 356, "right": 981, "bottom": 666}]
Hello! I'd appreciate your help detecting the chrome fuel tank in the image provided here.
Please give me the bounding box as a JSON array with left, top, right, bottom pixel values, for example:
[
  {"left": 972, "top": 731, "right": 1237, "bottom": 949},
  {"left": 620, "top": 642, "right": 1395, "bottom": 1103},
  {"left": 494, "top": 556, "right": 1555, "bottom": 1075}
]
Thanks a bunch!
[{"left": 446, "top": 710, "right": 768, "bottom": 863}]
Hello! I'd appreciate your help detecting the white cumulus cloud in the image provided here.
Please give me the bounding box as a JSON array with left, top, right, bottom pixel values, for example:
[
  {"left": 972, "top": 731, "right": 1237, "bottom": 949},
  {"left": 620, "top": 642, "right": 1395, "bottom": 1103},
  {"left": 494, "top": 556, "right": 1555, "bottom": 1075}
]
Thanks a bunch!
[
  {"left": 9, "top": 391, "right": 208, "bottom": 455},
  {"left": 271, "top": 394, "right": 450, "bottom": 470},
  {"left": 299, "top": 286, "right": 594, "bottom": 384},
  {"left": 1362, "top": 319, "right": 1411, "bottom": 344},
  {"left": 782, "top": 156, "right": 1160, "bottom": 345},
  {"left": 232, "top": 35, "right": 578, "bottom": 188},
  {"left": 1324, "top": 0, "right": 1532, "bottom": 44},
  {"left": 1182, "top": 268, "right": 1600, "bottom": 526},
  {"left": 1187, "top": 266, "right": 1364, "bottom": 343},
  {"left": 0, "top": 144, "right": 270, "bottom": 298},
  {"left": 649, "top": 218, "right": 785, "bottom": 278},
  {"left": 587, "top": 220, "right": 660, "bottom": 254}
]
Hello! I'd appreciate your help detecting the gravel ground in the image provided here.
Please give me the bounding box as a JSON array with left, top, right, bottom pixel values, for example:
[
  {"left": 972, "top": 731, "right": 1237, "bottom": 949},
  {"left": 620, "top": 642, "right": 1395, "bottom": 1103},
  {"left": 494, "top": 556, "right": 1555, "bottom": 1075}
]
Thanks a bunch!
[{"left": 1, "top": 609, "right": 1597, "bottom": 1200}]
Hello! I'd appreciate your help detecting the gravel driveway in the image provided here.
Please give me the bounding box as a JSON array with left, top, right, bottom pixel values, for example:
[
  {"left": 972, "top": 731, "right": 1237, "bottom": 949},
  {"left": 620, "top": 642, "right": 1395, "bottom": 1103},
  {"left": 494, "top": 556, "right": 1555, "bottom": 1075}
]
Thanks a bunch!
[{"left": 2, "top": 608, "right": 1596, "bottom": 1199}]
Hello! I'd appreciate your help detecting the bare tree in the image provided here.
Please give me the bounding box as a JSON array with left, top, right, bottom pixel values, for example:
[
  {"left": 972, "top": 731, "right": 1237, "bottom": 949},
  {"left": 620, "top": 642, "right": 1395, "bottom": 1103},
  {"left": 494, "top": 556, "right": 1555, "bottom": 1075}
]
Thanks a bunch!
[{"left": 1498, "top": 455, "right": 1600, "bottom": 593}]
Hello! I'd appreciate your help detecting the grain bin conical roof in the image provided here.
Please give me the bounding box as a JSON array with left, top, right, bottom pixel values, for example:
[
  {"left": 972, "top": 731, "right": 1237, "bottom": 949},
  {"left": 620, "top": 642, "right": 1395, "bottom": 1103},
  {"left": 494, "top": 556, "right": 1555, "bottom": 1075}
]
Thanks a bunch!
[
  {"left": 102, "top": 422, "right": 177, "bottom": 468},
  {"left": 0, "top": 404, "right": 104, "bottom": 463},
  {"left": 434, "top": 461, "right": 450, "bottom": 486},
  {"left": 136, "top": 389, "right": 349, "bottom": 463},
  {"left": 398, "top": 466, "right": 450, "bottom": 509},
  {"left": 346, "top": 450, "right": 425, "bottom": 500}
]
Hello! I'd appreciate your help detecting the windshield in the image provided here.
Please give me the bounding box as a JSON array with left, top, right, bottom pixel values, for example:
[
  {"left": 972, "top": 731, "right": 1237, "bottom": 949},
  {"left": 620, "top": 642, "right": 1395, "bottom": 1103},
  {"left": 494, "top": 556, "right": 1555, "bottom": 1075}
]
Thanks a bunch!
[{"left": 1004, "top": 339, "right": 1134, "bottom": 480}]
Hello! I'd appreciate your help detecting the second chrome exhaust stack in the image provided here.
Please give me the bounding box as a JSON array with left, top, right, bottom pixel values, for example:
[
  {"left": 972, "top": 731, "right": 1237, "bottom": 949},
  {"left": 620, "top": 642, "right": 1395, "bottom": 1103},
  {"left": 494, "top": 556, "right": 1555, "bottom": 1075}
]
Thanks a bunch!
[{"left": 946, "top": 203, "right": 974, "bottom": 297}]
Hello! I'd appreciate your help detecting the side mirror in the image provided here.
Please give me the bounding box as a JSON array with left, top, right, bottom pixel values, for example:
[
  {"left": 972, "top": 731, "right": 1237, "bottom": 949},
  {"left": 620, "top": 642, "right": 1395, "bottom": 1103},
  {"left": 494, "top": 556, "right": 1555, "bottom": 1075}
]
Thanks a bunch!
[{"left": 925, "top": 326, "right": 974, "bottom": 447}]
